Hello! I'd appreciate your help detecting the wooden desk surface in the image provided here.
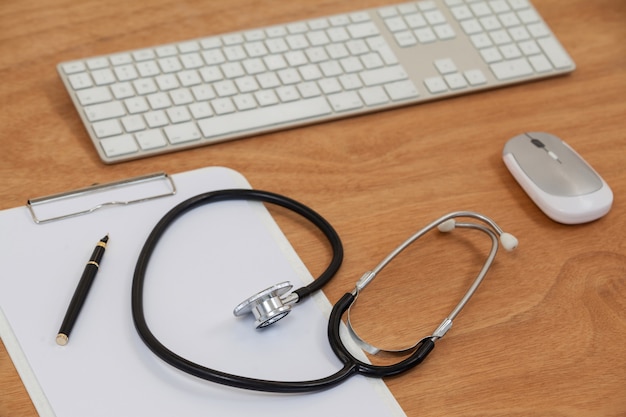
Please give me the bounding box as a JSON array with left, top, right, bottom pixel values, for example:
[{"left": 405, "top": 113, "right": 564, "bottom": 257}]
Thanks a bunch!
[{"left": 1, "top": 0, "right": 625, "bottom": 415}]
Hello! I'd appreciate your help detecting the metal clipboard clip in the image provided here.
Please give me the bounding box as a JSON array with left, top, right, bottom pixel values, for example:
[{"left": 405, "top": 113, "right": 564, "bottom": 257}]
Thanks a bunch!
[{"left": 26, "top": 172, "right": 177, "bottom": 224}]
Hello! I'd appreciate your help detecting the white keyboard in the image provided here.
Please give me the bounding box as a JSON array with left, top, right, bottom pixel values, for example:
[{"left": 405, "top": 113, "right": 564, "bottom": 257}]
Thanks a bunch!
[{"left": 58, "top": 0, "right": 575, "bottom": 164}]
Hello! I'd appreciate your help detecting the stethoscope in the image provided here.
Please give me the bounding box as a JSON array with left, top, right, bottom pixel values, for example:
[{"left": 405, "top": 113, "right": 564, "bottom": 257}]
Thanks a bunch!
[{"left": 132, "top": 189, "right": 517, "bottom": 393}]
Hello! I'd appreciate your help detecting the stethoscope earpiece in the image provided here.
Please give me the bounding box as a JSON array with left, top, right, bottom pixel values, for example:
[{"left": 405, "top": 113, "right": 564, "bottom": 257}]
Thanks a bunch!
[
  {"left": 233, "top": 281, "right": 297, "bottom": 329},
  {"left": 500, "top": 232, "right": 519, "bottom": 251}
]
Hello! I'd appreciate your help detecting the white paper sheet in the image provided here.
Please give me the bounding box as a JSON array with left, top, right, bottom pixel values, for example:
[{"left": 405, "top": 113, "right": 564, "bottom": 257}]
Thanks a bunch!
[{"left": 0, "top": 166, "right": 406, "bottom": 417}]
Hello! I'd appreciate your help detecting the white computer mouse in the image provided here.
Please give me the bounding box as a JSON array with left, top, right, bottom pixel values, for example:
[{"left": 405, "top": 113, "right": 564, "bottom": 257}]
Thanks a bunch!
[{"left": 502, "top": 132, "right": 613, "bottom": 224}]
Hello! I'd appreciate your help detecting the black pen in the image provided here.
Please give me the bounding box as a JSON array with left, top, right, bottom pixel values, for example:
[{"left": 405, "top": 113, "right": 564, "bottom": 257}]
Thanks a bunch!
[{"left": 56, "top": 234, "right": 109, "bottom": 346}]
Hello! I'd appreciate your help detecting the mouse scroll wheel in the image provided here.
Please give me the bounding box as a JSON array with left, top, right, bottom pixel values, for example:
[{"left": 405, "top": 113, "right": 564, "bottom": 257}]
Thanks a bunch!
[{"left": 531, "top": 138, "right": 545, "bottom": 148}]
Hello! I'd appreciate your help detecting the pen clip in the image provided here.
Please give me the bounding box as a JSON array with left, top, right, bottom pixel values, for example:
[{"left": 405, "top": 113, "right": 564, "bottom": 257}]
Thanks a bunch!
[{"left": 26, "top": 172, "right": 177, "bottom": 224}]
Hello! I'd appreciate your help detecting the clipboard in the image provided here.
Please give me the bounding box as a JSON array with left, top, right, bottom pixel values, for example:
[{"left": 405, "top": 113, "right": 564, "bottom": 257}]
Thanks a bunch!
[{"left": 0, "top": 166, "right": 406, "bottom": 417}]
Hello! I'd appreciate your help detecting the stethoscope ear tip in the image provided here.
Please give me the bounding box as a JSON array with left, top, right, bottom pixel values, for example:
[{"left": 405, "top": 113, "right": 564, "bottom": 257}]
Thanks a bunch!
[
  {"left": 500, "top": 232, "right": 518, "bottom": 251},
  {"left": 437, "top": 219, "right": 456, "bottom": 232}
]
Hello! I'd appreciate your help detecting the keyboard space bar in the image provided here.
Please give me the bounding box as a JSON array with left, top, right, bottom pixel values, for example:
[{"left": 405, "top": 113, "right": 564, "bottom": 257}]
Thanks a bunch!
[{"left": 197, "top": 97, "right": 332, "bottom": 139}]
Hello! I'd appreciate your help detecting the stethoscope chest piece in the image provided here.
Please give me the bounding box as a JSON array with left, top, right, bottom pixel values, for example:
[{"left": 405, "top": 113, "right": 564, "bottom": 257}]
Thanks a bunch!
[{"left": 233, "top": 281, "right": 295, "bottom": 328}]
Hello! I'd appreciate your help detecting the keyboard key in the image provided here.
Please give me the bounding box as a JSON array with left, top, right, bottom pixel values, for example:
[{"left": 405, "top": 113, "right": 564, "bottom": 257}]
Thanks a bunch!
[
  {"left": 100, "top": 134, "right": 138, "bottom": 157},
  {"left": 509, "top": 26, "right": 531, "bottom": 42},
  {"left": 376, "top": 45, "right": 399, "bottom": 65},
  {"left": 405, "top": 13, "right": 428, "bottom": 29},
  {"left": 359, "top": 86, "right": 389, "bottom": 106},
  {"left": 469, "top": 2, "right": 491, "bottom": 17},
  {"left": 434, "top": 58, "right": 457, "bottom": 74},
  {"left": 147, "top": 92, "right": 172, "bottom": 110},
  {"left": 93, "top": 119, "right": 123, "bottom": 138},
  {"left": 500, "top": 12, "right": 521, "bottom": 28},
  {"left": 444, "top": 73, "right": 468, "bottom": 89},
  {"left": 481, "top": 47, "right": 503, "bottom": 63},
  {"left": 214, "top": 80, "right": 238, "bottom": 96},
  {"left": 518, "top": 9, "right": 540, "bottom": 24},
  {"left": 170, "top": 88, "right": 194, "bottom": 105},
  {"left": 177, "top": 70, "right": 202, "bottom": 87},
  {"left": 202, "top": 49, "right": 226, "bottom": 65},
  {"left": 111, "top": 82, "right": 135, "bottom": 99},
  {"left": 385, "top": 17, "right": 408, "bottom": 32},
  {"left": 424, "top": 76, "right": 448, "bottom": 93},
  {"left": 434, "top": 24, "right": 456, "bottom": 40},
  {"left": 244, "top": 29, "right": 266, "bottom": 41},
  {"left": 62, "top": 61, "right": 86, "bottom": 74},
  {"left": 221, "top": 62, "right": 245, "bottom": 78},
  {"left": 255, "top": 90, "right": 280, "bottom": 106},
  {"left": 76, "top": 87, "right": 113, "bottom": 106},
  {"left": 464, "top": 69, "right": 487, "bottom": 85},
  {"left": 347, "top": 22, "right": 380, "bottom": 38},
  {"left": 519, "top": 39, "right": 541, "bottom": 55},
  {"left": 490, "top": 57, "right": 534, "bottom": 80},
  {"left": 136, "top": 130, "right": 168, "bottom": 150},
  {"left": 166, "top": 106, "right": 192, "bottom": 123},
  {"left": 328, "top": 91, "right": 364, "bottom": 112},
  {"left": 233, "top": 94, "right": 258, "bottom": 110},
  {"left": 155, "top": 45, "right": 177, "bottom": 57},
  {"left": 198, "top": 97, "right": 332, "bottom": 137},
  {"left": 360, "top": 65, "right": 408, "bottom": 86},
  {"left": 144, "top": 110, "right": 169, "bottom": 128},
  {"left": 339, "top": 74, "right": 363, "bottom": 90},
  {"left": 212, "top": 97, "right": 237, "bottom": 114},
  {"left": 125, "top": 97, "right": 150, "bottom": 114},
  {"left": 424, "top": 10, "right": 446, "bottom": 25},
  {"left": 109, "top": 53, "right": 132, "bottom": 65},
  {"left": 461, "top": 19, "right": 482, "bottom": 35},
  {"left": 349, "top": 12, "right": 371, "bottom": 23},
  {"left": 450, "top": 5, "right": 472, "bottom": 20},
  {"left": 245, "top": 41, "right": 269, "bottom": 57},
  {"left": 360, "top": 52, "right": 384, "bottom": 69},
  {"left": 299, "top": 64, "right": 323, "bottom": 81},
  {"left": 278, "top": 68, "right": 302, "bottom": 85},
  {"left": 398, "top": 4, "right": 418, "bottom": 14},
  {"left": 329, "top": 15, "right": 350, "bottom": 26},
  {"left": 164, "top": 122, "right": 202, "bottom": 144},
  {"left": 384, "top": 80, "right": 419, "bottom": 100},
  {"left": 490, "top": 0, "right": 511, "bottom": 13},
  {"left": 155, "top": 74, "right": 180, "bottom": 91},
  {"left": 134, "top": 79, "right": 158, "bottom": 95},
  {"left": 133, "top": 49, "right": 156, "bottom": 61},
  {"left": 114, "top": 65, "right": 138, "bottom": 81},
  {"left": 500, "top": 44, "right": 522, "bottom": 59},
  {"left": 346, "top": 39, "right": 369, "bottom": 55},
  {"left": 189, "top": 102, "right": 214, "bottom": 119},
  {"left": 243, "top": 58, "right": 267, "bottom": 74},
  {"left": 297, "top": 82, "right": 322, "bottom": 98},
  {"left": 418, "top": 1, "right": 437, "bottom": 11},
  {"left": 415, "top": 27, "right": 437, "bottom": 43},
  {"left": 395, "top": 31, "right": 418, "bottom": 47},
  {"left": 318, "top": 78, "right": 342, "bottom": 94},
  {"left": 340, "top": 56, "right": 364, "bottom": 73},
  {"left": 199, "top": 66, "right": 224, "bottom": 83},
  {"left": 84, "top": 102, "right": 126, "bottom": 122},
  {"left": 91, "top": 69, "right": 116, "bottom": 86},
  {"left": 68, "top": 73, "right": 93, "bottom": 90},
  {"left": 121, "top": 115, "right": 147, "bottom": 132},
  {"left": 529, "top": 54, "right": 552, "bottom": 73},
  {"left": 538, "top": 37, "right": 574, "bottom": 69}
]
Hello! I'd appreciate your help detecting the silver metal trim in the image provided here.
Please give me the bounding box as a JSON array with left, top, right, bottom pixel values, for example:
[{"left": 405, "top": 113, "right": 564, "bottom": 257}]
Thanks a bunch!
[{"left": 26, "top": 172, "right": 177, "bottom": 224}]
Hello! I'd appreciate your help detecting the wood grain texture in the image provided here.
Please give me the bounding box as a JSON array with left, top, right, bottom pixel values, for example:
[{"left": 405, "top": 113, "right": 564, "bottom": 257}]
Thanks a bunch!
[{"left": 1, "top": 0, "right": 625, "bottom": 416}]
